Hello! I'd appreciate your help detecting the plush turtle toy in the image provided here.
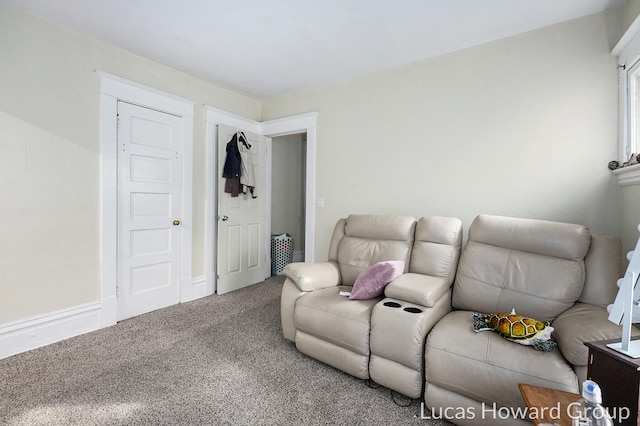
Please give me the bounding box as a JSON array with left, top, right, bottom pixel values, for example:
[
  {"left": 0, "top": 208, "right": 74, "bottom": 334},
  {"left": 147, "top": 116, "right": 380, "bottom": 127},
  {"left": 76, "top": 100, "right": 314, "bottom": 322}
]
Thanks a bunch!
[{"left": 473, "top": 309, "right": 557, "bottom": 352}]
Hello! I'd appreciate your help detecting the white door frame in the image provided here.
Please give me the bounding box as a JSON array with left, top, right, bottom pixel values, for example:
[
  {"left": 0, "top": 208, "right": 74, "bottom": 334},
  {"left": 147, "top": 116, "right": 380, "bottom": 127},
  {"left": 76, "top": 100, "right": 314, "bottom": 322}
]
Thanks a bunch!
[
  {"left": 205, "top": 106, "right": 317, "bottom": 294},
  {"left": 99, "top": 72, "right": 194, "bottom": 327}
]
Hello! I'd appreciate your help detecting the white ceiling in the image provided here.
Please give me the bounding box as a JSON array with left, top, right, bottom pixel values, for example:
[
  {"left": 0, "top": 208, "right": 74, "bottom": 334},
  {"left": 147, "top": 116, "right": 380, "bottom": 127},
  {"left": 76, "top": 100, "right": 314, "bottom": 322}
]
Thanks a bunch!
[{"left": 2, "top": 0, "right": 626, "bottom": 100}]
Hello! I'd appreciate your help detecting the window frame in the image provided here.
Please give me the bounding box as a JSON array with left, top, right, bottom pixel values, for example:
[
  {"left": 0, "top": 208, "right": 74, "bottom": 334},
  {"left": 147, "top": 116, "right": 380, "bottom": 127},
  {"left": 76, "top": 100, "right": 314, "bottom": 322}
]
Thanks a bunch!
[
  {"left": 625, "top": 59, "right": 640, "bottom": 163},
  {"left": 613, "top": 16, "right": 640, "bottom": 184}
]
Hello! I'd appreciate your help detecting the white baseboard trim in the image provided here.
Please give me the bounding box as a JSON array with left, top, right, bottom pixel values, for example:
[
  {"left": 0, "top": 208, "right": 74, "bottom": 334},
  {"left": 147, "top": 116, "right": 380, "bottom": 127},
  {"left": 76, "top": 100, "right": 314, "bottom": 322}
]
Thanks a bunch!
[
  {"left": 181, "top": 275, "right": 210, "bottom": 303},
  {"left": 206, "top": 272, "right": 215, "bottom": 296},
  {"left": 1, "top": 277, "right": 214, "bottom": 360},
  {"left": 100, "top": 295, "right": 117, "bottom": 328},
  {"left": 293, "top": 250, "right": 305, "bottom": 263},
  {"left": 0, "top": 302, "right": 103, "bottom": 360}
]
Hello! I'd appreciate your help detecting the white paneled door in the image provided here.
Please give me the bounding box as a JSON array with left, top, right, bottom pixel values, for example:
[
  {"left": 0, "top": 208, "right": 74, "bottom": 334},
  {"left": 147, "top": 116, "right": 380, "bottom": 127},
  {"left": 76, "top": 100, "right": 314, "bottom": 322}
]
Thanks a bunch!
[
  {"left": 217, "top": 124, "right": 267, "bottom": 294},
  {"left": 117, "top": 101, "right": 183, "bottom": 320}
]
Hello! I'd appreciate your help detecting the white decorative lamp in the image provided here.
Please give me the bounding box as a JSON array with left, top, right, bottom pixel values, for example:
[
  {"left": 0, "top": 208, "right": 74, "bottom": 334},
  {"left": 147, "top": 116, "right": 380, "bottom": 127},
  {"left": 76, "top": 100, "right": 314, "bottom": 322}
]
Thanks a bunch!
[{"left": 607, "top": 224, "right": 640, "bottom": 358}]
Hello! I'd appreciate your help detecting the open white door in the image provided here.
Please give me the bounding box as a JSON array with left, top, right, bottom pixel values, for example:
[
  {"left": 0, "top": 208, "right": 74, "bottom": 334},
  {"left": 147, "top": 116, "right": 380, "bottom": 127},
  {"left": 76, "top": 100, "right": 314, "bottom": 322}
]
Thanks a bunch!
[
  {"left": 217, "top": 124, "right": 267, "bottom": 294},
  {"left": 116, "top": 101, "right": 183, "bottom": 320}
]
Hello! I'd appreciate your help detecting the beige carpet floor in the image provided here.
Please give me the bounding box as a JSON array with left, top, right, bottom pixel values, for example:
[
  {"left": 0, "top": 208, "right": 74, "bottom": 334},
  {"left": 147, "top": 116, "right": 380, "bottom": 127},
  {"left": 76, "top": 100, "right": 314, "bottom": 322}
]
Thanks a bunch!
[{"left": 0, "top": 276, "right": 452, "bottom": 425}]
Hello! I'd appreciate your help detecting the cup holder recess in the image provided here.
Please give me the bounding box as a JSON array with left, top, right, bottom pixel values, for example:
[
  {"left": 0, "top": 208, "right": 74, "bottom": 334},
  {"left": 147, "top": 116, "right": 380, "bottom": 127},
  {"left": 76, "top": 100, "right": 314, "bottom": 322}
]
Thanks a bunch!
[{"left": 382, "top": 301, "right": 422, "bottom": 314}]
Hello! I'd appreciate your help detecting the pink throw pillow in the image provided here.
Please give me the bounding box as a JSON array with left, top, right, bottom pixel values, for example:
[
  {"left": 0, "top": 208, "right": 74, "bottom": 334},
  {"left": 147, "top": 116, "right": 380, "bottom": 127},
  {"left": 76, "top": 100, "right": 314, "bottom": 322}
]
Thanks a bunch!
[{"left": 349, "top": 260, "right": 405, "bottom": 300}]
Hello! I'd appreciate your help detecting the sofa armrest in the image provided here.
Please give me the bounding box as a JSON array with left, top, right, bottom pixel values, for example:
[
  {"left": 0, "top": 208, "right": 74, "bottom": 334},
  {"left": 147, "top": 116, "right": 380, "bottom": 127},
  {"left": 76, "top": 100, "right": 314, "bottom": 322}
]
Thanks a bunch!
[
  {"left": 553, "top": 302, "right": 640, "bottom": 366},
  {"left": 384, "top": 273, "right": 451, "bottom": 307},
  {"left": 283, "top": 261, "right": 341, "bottom": 292}
]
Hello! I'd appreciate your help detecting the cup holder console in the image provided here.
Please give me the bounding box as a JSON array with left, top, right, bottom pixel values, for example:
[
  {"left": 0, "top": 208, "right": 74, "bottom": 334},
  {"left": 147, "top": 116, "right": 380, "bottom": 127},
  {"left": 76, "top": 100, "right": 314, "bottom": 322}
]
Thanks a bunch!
[
  {"left": 370, "top": 299, "right": 429, "bottom": 399},
  {"left": 382, "top": 301, "right": 422, "bottom": 313}
]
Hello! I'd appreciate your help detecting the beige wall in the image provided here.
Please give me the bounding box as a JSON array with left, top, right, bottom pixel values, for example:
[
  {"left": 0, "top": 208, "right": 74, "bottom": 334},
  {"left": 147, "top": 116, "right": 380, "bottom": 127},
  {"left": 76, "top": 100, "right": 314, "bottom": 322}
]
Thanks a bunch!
[
  {"left": 624, "top": 0, "right": 640, "bottom": 31},
  {"left": 621, "top": 185, "right": 640, "bottom": 263},
  {"left": 0, "top": 3, "right": 261, "bottom": 323},
  {"left": 263, "top": 10, "right": 624, "bottom": 261},
  {"left": 0, "top": 3, "right": 627, "bottom": 327}
]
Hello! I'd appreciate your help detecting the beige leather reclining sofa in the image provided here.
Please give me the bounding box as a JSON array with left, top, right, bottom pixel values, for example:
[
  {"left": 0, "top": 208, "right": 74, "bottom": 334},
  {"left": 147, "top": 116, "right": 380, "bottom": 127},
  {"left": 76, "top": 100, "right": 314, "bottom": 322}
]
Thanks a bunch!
[
  {"left": 281, "top": 214, "right": 463, "bottom": 398},
  {"left": 280, "top": 213, "right": 634, "bottom": 425}
]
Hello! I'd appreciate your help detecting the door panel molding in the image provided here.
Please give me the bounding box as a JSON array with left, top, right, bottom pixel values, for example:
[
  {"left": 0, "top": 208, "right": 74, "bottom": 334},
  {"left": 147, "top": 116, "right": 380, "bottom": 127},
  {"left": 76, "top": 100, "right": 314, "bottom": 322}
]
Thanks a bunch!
[
  {"left": 99, "top": 72, "right": 194, "bottom": 326},
  {"left": 116, "top": 102, "right": 183, "bottom": 320},
  {"left": 216, "top": 125, "right": 267, "bottom": 294}
]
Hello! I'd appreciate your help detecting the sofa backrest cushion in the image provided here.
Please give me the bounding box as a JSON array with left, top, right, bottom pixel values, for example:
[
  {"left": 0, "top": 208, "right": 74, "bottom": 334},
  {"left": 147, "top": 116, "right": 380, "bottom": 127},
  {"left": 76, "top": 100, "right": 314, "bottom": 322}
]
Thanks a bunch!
[
  {"left": 580, "top": 234, "right": 621, "bottom": 307},
  {"left": 452, "top": 214, "right": 591, "bottom": 322},
  {"left": 410, "top": 216, "right": 462, "bottom": 285},
  {"left": 332, "top": 214, "right": 416, "bottom": 285},
  {"left": 328, "top": 218, "right": 347, "bottom": 263}
]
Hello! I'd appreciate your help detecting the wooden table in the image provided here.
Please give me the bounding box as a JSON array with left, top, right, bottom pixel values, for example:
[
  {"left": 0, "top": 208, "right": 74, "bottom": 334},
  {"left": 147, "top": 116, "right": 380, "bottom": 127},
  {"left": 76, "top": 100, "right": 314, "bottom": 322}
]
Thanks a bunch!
[{"left": 519, "top": 383, "right": 581, "bottom": 426}]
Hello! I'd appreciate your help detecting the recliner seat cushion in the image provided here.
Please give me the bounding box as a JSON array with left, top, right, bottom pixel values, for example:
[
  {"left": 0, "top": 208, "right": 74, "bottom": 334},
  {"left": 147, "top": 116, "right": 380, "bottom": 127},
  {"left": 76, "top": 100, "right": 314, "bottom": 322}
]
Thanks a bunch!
[
  {"left": 294, "top": 286, "right": 379, "bottom": 355},
  {"left": 426, "top": 310, "right": 579, "bottom": 409}
]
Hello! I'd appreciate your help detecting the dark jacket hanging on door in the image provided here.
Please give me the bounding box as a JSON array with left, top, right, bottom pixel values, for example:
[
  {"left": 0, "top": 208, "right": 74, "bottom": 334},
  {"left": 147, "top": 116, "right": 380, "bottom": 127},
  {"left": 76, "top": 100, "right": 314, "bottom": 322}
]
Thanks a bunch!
[
  {"left": 223, "top": 132, "right": 257, "bottom": 198},
  {"left": 222, "top": 133, "right": 242, "bottom": 197}
]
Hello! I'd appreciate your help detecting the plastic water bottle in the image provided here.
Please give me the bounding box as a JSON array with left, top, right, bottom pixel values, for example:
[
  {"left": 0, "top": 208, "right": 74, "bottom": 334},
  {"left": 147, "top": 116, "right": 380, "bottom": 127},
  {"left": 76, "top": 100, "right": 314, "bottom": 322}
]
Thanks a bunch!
[{"left": 570, "top": 380, "right": 613, "bottom": 426}]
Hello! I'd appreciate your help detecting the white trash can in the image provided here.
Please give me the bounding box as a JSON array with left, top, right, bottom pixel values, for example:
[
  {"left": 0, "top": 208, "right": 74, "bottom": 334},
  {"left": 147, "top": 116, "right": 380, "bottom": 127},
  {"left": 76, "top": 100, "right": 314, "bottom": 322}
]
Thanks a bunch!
[{"left": 271, "top": 233, "right": 294, "bottom": 276}]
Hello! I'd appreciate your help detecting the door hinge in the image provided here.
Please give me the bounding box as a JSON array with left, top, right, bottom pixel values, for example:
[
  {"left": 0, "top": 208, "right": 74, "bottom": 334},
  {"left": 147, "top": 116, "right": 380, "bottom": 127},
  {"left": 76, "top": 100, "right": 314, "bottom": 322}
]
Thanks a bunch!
[{"left": 116, "top": 113, "right": 120, "bottom": 128}]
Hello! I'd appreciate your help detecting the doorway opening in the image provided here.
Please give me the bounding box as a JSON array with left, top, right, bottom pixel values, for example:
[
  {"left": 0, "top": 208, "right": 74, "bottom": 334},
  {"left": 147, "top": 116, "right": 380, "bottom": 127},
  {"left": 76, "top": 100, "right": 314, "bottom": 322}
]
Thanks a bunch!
[{"left": 271, "top": 133, "right": 307, "bottom": 269}]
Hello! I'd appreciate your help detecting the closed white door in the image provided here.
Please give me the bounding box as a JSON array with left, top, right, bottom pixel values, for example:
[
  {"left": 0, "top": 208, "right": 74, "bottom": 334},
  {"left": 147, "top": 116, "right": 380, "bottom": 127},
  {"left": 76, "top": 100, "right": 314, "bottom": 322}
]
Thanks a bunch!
[
  {"left": 217, "top": 124, "right": 267, "bottom": 294},
  {"left": 117, "top": 101, "right": 183, "bottom": 320}
]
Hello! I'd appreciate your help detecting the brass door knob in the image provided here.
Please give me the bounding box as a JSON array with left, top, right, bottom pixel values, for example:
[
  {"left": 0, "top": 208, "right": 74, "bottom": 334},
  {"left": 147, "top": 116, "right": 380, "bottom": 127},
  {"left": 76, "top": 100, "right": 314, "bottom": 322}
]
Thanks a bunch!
[{"left": 173, "top": 220, "right": 181, "bottom": 226}]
